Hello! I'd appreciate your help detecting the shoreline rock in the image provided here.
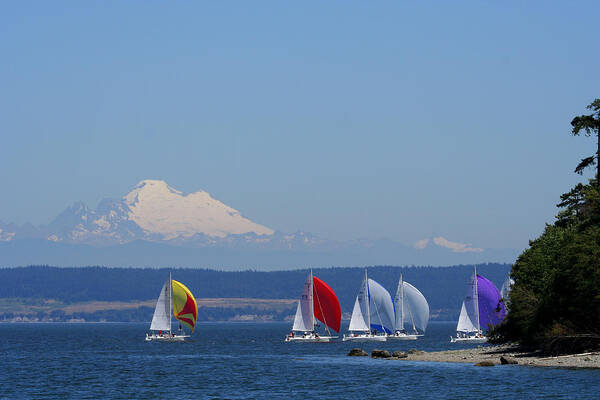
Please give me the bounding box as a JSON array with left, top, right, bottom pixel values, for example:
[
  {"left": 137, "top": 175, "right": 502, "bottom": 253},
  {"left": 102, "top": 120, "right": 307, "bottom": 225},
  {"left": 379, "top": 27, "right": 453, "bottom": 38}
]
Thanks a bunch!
[
  {"left": 371, "top": 349, "right": 391, "bottom": 358},
  {"left": 345, "top": 344, "right": 600, "bottom": 368},
  {"left": 475, "top": 361, "right": 495, "bottom": 367},
  {"left": 385, "top": 344, "right": 600, "bottom": 369},
  {"left": 347, "top": 348, "right": 368, "bottom": 357},
  {"left": 392, "top": 350, "right": 408, "bottom": 358}
]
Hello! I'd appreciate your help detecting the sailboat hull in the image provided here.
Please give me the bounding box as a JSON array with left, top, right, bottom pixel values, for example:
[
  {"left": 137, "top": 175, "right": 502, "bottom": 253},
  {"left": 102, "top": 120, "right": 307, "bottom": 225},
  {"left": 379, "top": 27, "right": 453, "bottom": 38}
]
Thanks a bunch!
[
  {"left": 450, "top": 335, "right": 487, "bottom": 343},
  {"left": 387, "top": 333, "right": 421, "bottom": 340},
  {"left": 285, "top": 334, "right": 336, "bottom": 342},
  {"left": 342, "top": 333, "right": 387, "bottom": 342},
  {"left": 145, "top": 333, "right": 189, "bottom": 342}
]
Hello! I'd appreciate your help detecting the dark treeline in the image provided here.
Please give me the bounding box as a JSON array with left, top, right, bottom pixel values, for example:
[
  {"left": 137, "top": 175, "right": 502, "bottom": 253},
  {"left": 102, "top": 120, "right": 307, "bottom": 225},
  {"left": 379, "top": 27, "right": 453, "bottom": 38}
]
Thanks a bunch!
[{"left": 0, "top": 263, "right": 510, "bottom": 316}]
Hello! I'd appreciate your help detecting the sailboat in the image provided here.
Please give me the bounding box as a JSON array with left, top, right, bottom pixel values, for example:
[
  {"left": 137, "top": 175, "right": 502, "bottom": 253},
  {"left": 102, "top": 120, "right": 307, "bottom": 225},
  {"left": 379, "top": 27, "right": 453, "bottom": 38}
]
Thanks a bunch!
[
  {"left": 388, "top": 274, "right": 429, "bottom": 340},
  {"left": 500, "top": 275, "right": 514, "bottom": 300},
  {"left": 450, "top": 266, "right": 505, "bottom": 343},
  {"left": 285, "top": 270, "right": 341, "bottom": 342},
  {"left": 343, "top": 270, "right": 395, "bottom": 342},
  {"left": 146, "top": 273, "right": 198, "bottom": 342}
]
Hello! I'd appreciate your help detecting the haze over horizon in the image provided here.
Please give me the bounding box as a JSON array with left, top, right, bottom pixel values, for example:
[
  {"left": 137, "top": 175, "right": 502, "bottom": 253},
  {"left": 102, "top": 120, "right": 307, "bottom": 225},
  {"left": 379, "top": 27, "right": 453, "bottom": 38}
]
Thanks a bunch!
[{"left": 2, "top": 2, "right": 600, "bottom": 253}]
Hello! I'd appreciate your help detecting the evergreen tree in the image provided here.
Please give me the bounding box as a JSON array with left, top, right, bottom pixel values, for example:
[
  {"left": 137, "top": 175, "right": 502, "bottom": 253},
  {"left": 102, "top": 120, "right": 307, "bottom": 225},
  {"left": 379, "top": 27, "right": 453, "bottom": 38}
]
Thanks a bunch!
[
  {"left": 571, "top": 99, "right": 600, "bottom": 182},
  {"left": 492, "top": 99, "right": 600, "bottom": 345}
]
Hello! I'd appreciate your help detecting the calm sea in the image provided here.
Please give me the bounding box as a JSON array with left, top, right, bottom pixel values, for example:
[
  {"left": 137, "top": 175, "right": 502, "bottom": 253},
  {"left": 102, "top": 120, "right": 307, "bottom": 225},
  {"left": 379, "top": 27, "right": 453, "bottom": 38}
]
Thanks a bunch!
[{"left": 1, "top": 322, "right": 598, "bottom": 399}]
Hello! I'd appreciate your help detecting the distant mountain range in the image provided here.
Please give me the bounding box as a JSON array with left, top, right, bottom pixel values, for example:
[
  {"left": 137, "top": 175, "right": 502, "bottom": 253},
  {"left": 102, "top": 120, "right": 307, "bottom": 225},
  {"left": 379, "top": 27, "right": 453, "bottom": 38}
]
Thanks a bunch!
[{"left": 0, "top": 180, "right": 520, "bottom": 268}]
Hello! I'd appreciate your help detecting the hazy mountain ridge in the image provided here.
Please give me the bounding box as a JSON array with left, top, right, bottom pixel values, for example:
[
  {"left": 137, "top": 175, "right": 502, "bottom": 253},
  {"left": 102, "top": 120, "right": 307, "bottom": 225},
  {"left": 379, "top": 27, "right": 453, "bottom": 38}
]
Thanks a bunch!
[{"left": 0, "top": 180, "right": 520, "bottom": 267}]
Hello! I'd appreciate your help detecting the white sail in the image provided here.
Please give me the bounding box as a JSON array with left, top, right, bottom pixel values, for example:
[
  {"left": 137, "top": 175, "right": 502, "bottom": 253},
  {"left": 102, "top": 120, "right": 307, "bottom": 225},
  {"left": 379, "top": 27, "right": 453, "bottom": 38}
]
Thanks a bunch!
[
  {"left": 394, "top": 276, "right": 405, "bottom": 331},
  {"left": 150, "top": 280, "right": 171, "bottom": 332},
  {"left": 456, "top": 300, "right": 478, "bottom": 332},
  {"left": 500, "top": 277, "right": 514, "bottom": 299},
  {"left": 292, "top": 273, "right": 314, "bottom": 332},
  {"left": 348, "top": 295, "right": 370, "bottom": 332},
  {"left": 367, "top": 278, "right": 395, "bottom": 333},
  {"left": 348, "top": 274, "right": 370, "bottom": 332},
  {"left": 403, "top": 281, "right": 429, "bottom": 333}
]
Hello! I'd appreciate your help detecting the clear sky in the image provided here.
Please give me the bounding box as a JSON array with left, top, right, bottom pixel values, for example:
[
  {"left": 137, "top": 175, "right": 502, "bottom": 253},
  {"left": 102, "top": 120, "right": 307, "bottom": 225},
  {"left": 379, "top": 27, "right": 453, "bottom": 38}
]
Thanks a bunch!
[{"left": 1, "top": 1, "right": 599, "bottom": 250}]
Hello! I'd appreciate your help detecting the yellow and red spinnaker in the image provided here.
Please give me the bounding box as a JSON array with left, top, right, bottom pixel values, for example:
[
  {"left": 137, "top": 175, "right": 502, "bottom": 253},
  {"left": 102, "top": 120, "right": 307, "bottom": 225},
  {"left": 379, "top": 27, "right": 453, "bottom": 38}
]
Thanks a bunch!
[{"left": 171, "top": 280, "right": 198, "bottom": 332}]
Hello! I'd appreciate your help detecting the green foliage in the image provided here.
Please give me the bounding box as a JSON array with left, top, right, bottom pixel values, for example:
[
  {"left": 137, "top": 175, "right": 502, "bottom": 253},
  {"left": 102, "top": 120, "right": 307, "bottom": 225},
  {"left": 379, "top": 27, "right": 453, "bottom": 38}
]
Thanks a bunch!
[
  {"left": 570, "top": 99, "right": 600, "bottom": 177},
  {"left": 494, "top": 99, "right": 600, "bottom": 346},
  {"left": 497, "top": 181, "right": 600, "bottom": 344}
]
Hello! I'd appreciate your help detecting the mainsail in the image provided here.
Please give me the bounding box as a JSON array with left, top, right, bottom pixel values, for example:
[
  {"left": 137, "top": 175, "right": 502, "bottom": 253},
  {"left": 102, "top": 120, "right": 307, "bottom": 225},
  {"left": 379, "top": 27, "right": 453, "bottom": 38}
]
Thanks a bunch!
[
  {"left": 367, "top": 278, "right": 395, "bottom": 334},
  {"left": 172, "top": 280, "right": 198, "bottom": 332},
  {"left": 456, "top": 300, "right": 479, "bottom": 333},
  {"left": 394, "top": 276, "right": 405, "bottom": 331},
  {"left": 313, "top": 276, "right": 341, "bottom": 333},
  {"left": 150, "top": 279, "right": 171, "bottom": 332},
  {"left": 348, "top": 272, "right": 370, "bottom": 332},
  {"left": 292, "top": 273, "right": 314, "bottom": 332}
]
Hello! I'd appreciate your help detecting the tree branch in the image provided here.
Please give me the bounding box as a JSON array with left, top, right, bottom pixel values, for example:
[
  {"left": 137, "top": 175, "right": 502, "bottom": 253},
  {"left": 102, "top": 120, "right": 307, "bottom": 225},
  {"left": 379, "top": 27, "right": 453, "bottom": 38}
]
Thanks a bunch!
[{"left": 575, "top": 156, "right": 596, "bottom": 175}]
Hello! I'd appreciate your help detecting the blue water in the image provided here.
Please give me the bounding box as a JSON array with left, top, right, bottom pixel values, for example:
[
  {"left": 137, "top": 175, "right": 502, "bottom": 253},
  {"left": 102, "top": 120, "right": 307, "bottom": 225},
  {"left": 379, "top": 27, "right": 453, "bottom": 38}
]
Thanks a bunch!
[{"left": 1, "top": 322, "right": 598, "bottom": 399}]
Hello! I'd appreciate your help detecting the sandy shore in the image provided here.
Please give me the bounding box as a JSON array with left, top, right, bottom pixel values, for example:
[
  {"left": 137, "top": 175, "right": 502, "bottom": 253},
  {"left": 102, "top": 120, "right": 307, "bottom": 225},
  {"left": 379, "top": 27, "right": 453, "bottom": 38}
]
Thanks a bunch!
[{"left": 384, "top": 345, "right": 600, "bottom": 368}]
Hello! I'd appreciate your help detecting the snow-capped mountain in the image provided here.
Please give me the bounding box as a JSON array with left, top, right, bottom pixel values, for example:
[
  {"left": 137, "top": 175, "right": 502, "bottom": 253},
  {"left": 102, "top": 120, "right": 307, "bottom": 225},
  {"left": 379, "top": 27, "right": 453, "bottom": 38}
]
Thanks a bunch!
[
  {"left": 44, "top": 199, "right": 144, "bottom": 244},
  {"left": 33, "top": 180, "right": 274, "bottom": 245},
  {"left": 124, "top": 180, "right": 273, "bottom": 239},
  {"left": 413, "top": 236, "right": 484, "bottom": 253}
]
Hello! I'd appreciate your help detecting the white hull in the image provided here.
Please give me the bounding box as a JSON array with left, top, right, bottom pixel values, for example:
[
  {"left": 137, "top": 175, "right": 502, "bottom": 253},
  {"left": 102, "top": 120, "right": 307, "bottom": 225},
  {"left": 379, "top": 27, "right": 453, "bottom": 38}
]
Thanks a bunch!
[
  {"left": 285, "top": 334, "right": 337, "bottom": 342},
  {"left": 450, "top": 335, "right": 487, "bottom": 343},
  {"left": 145, "top": 333, "right": 189, "bottom": 342},
  {"left": 387, "top": 333, "right": 422, "bottom": 340},
  {"left": 342, "top": 333, "right": 387, "bottom": 342}
]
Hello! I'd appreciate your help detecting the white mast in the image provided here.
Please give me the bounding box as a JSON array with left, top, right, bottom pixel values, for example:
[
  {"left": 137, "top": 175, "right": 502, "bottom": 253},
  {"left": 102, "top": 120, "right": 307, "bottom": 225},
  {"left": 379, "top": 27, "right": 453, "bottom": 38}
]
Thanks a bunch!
[
  {"left": 473, "top": 265, "right": 480, "bottom": 332},
  {"left": 169, "top": 271, "right": 172, "bottom": 333},
  {"left": 400, "top": 274, "right": 404, "bottom": 331},
  {"left": 365, "top": 269, "right": 371, "bottom": 330},
  {"left": 309, "top": 269, "right": 315, "bottom": 331}
]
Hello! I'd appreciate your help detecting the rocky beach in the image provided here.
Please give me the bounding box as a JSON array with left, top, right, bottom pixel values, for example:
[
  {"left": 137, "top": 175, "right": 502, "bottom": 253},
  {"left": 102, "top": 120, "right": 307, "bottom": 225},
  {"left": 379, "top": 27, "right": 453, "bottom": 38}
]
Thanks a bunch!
[{"left": 350, "top": 345, "right": 600, "bottom": 369}]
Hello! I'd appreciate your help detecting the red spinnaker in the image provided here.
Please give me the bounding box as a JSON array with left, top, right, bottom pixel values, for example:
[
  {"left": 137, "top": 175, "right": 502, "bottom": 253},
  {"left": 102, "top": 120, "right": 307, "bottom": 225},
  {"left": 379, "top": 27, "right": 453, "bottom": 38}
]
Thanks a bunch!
[{"left": 312, "top": 276, "right": 341, "bottom": 332}]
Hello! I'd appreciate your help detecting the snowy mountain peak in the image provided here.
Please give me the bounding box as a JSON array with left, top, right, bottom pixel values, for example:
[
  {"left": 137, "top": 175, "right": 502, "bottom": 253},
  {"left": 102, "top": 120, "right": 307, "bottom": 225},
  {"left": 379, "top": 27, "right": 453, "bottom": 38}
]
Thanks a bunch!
[
  {"left": 127, "top": 179, "right": 183, "bottom": 200},
  {"left": 413, "top": 236, "right": 483, "bottom": 253},
  {"left": 123, "top": 180, "right": 274, "bottom": 239}
]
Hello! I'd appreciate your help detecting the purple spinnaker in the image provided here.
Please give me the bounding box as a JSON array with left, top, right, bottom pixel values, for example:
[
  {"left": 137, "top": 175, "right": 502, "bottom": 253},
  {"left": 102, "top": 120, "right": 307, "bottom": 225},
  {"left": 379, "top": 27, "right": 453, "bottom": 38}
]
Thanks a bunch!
[{"left": 476, "top": 275, "right": 506, "bottom": 331}]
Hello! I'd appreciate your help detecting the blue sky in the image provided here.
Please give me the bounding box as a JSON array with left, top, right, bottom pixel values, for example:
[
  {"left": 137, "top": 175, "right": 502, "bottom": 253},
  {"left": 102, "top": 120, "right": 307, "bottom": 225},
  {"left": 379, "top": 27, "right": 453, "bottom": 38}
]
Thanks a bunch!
[{"left": 1, "top": 1, "right": 599, "bottom": 250}]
